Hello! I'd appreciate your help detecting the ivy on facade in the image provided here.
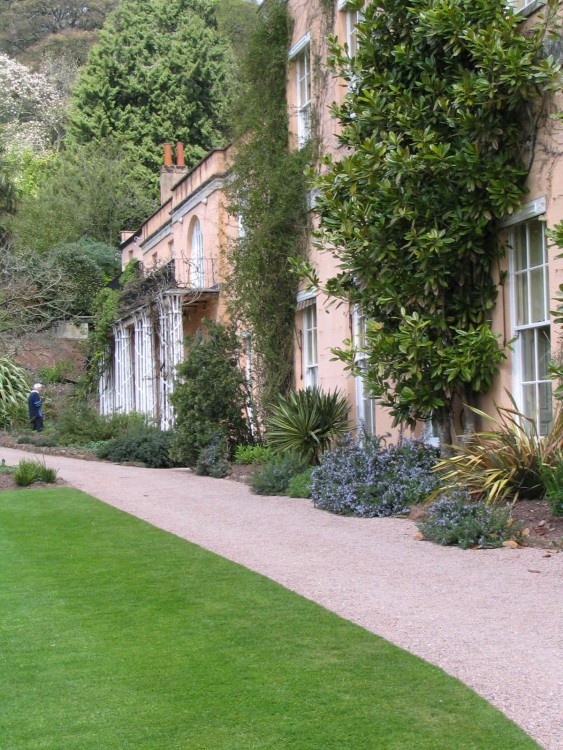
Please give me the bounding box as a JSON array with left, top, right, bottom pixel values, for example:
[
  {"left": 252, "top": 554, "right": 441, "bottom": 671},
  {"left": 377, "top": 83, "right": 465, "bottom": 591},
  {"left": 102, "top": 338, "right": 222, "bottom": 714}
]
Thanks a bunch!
[{"left": 226, "top": 0, "right": 311, "bottom": 421}]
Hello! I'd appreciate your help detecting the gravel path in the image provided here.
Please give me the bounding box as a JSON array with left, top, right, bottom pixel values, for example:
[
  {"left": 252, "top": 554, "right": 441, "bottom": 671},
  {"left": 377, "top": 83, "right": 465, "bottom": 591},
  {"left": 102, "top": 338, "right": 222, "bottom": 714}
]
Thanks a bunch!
[{"left": 2, "top": 447, "right": 562, "bottom": 749}]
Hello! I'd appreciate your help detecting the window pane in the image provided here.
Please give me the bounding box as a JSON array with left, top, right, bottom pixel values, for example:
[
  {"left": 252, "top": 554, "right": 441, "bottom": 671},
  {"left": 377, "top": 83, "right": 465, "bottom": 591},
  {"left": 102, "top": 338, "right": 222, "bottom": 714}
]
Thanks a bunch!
[
  {"left": 520, "top": 329, "right": 536, "bottom": 382},
  {"left": 307, "top": 365, "right": 318, "bottom": 388},
  {"left": 530, "top": 267, "right": 546, "bottom": 322},
  {"left": 537, "top": 326, "right": 551, "bottom": 380},
  {"left": 515, "top": 272, "right": 528, "bottom": 326},
  {"left": 539, "top": 382, "right": 553, "bottom": 436},
  {"left": 522, "top": 384, "right": 537, "bottom": 425},
  {"left": 512, "top": 224, "right": 527, "bottom": 271},
  {"left": 528, "top": 219, "right": 544, "bottom": 267}
]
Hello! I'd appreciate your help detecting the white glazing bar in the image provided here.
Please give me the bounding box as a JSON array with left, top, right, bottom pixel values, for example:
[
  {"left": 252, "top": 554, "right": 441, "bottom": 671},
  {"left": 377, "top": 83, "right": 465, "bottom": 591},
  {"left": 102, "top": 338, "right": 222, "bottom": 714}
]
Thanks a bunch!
[
  {"left": 142, "top": 312, "right": 157, "bottom": 422},
  {"left": 114, "top": 324, "right": 125, "bottom": 413}
]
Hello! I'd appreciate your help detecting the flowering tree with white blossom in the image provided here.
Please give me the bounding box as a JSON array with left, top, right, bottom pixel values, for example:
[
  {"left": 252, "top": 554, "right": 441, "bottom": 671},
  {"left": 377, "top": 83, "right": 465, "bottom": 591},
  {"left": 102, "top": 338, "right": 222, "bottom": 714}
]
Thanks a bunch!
[{"left": 0, "top": 53, "right": 67, "bottom": 154}]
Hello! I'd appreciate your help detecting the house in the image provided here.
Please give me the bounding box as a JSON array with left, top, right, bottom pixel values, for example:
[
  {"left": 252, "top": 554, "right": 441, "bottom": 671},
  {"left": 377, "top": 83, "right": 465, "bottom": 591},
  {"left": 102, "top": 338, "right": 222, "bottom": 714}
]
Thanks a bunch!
[
  {"left": 101, "top": 0, "right": 563, "bottom": 443},
  {"left": 285, "top": 0, "right": 563, "bottom": 442},
  {"left": 99, "top": 144, "right": 236, "bottom": 429}
]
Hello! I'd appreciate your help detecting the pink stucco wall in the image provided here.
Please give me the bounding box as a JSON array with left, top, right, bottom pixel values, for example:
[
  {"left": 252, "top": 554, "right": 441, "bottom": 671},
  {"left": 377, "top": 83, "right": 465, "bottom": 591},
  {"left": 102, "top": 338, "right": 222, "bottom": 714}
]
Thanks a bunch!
[
  {"left": 288, "top": 0, "right": 563, "bottom": 440},
  {"left": 120, "top": 146, "right": 236, "bottom": 336}
]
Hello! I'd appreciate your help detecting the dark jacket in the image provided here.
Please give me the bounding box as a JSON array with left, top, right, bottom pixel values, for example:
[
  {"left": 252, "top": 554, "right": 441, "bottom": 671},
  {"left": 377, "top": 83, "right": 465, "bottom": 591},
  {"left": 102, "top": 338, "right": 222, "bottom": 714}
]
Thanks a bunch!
[{"left": 28, "top": 390, "right": 43, "bottom": 419}]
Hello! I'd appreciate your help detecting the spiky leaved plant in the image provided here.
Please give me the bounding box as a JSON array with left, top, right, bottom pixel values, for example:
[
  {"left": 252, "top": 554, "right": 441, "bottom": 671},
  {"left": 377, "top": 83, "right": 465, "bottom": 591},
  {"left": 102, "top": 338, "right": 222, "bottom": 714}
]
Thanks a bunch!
[
  {"left": 433, "top": 395, "right": 563, "bottom": 504},
  {"left": 265, "top": 387, "right": 350, "bottom": 465},
  {"left": 0, "top": 358, "right": 28, "bottom": 428}
]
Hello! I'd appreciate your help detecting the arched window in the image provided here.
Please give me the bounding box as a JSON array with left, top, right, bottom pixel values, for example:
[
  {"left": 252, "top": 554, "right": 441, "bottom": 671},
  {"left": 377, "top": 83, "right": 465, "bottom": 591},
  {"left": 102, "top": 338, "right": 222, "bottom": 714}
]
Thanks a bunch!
[{"left": 190, "top": 217, "right": 204, "bottom": 287}]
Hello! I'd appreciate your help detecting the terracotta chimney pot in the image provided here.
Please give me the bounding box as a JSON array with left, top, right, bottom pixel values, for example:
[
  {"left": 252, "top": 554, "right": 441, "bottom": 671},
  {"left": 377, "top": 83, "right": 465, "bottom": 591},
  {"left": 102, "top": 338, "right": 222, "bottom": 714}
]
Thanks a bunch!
[
  {"left": 163, "top": 143, "right": 173, "bottom": 166},
  {"left": 176, "top": 142, "right": 185, "bottom": 167}
]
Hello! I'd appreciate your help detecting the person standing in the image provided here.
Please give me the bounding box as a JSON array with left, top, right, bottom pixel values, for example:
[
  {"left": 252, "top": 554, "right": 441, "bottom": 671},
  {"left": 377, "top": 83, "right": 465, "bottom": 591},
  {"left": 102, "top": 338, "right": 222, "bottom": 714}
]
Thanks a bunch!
[{"left": 28, "top": 383, "right": 44, "bottom": 432}]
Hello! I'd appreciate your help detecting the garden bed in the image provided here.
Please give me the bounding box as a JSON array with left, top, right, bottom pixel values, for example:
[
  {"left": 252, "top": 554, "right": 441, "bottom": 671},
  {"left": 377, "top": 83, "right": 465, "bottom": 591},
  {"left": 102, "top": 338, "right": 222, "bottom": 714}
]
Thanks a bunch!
[{"left": 0, "top": 432, "right": 560, "bottom": 550}]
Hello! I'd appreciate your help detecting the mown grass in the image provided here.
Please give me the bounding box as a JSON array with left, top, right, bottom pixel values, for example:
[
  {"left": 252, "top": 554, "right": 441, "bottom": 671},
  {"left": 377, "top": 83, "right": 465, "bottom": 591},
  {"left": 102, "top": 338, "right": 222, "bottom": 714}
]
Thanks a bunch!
[{"left": 0, "top": 488, "right": 539, "bottom": 750}]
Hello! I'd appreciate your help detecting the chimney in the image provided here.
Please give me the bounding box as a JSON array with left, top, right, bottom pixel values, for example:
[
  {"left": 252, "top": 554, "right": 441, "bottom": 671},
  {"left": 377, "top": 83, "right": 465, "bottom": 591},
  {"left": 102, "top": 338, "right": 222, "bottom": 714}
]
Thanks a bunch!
[
  {"left": 163, "top": 142, "right": 173, "bottom": 166},
  {"left": 160, "top": 142, "right": 188, "bottom": 204},
  {"left": 176, "top": 142, "right": 185, "bottom": 167}
]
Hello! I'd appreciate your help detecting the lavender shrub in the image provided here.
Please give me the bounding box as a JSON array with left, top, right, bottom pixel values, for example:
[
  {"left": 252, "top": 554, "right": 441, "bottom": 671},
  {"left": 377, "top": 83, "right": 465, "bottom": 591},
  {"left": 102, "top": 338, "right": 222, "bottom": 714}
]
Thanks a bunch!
[
  {"left": 419, "top": 490, "right": 523, "bottom": 549},
  {"left": 311, "top": 436, "right": 439, "bottom": 517}
]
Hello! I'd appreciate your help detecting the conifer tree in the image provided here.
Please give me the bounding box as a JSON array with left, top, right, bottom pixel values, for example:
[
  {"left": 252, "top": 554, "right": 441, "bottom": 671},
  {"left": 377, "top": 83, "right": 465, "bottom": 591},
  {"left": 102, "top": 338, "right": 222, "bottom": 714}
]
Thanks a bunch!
[{"left": 67, "top": 0, "right": 232, "bottom": 188}]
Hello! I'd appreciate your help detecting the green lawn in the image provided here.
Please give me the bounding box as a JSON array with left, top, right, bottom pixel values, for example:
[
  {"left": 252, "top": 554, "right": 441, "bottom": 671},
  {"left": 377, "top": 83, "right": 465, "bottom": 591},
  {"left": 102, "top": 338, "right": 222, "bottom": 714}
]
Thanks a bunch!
[{"left": 0, "top": 488, "right": 538, "bottom": 750}]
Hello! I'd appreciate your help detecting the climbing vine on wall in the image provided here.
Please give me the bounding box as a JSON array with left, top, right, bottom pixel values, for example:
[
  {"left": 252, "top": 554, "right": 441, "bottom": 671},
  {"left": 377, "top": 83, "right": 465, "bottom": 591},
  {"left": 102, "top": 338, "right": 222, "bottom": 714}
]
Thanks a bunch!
[
  {"left": 226, "top": 0, "right": 310, "bottom": 420},
  {"left": 310, "top": 0, "right": 560, "bottom": 447},
  {"left": 80, "top": 259, "right": 141, "bottom": 396}
]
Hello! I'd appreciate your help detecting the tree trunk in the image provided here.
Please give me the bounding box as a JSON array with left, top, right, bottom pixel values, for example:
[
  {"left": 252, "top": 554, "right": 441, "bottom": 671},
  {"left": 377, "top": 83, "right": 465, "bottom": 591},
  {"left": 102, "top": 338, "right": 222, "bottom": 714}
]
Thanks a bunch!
[{"left": 436, "top": 406, "right": 453, "bottom": 458}]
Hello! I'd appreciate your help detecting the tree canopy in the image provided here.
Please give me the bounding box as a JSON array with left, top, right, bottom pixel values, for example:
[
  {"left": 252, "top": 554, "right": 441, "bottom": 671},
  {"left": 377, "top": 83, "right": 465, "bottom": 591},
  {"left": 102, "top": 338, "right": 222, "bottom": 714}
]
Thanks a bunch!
[
  {"left": 9, "top": 139, "right": 157, "bottom": 253},
  {"left": 67, "top": 0, "right": 235, "bottom": 187},
  {"left": 313, "top": 0, "right": 559, "bottom": 445},
  {"left": 0, "top": 0, "right": 118, "bottom": 66}
]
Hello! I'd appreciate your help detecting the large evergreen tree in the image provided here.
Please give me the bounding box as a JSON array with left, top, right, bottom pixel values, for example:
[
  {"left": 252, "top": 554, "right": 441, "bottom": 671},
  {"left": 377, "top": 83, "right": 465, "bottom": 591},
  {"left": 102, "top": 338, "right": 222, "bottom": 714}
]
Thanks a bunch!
[
  {"left": 67, "top": 0, "right": 232, "bottom": 187},
  {"left": 313, "top": 0, "right": 559, "bottom": 446}
]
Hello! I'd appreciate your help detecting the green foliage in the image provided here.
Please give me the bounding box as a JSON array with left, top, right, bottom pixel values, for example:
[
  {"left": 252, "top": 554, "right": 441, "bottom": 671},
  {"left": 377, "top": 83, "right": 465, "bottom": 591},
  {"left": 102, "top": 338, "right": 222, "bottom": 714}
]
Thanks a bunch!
[
  {"left": 14, "top": 458, "right": 57, "bottom": 486},
  {"left": 56, "top": 403, "right": 147, "bottom": 446},
  {"left": 67, "top": 0, "right": 234, "bottom": 186},
  {"left": 226, "top": 0, "right": 310, "bottom": 416},
  {"left": 195, "top": 431, "right": 231, "bottom": 478},
  {"left": 539, "top": 461, "right": 563, "bottom": 517},
  {"left": 10, "top": 139, "right": 157, "bottom": 253},
  {"left": 234, "top": 444, "right": 273, "bottom": 465},
  {"left": 0, "top": 1, "right": 118, "bottom": 65},
  {"left": 287, "top": 467, "right": 314, "bottom": 499},
  {"left": 51, "top": 245, "right": 104, "bottom": 316},
  {"left": 434, "top": 399, "right": 563, "bottom": 504},
  {"left": 547, "top": 223, "right": 563, "bottom": 397},
  {"left": 313, "top": 0, "right": 560, "bottom": 442},
  {"left": 0, "top": 140, "right": 16, "bottom": 239},
  {"left": 266, "top": 387, "right": 350, "bottom": 465},
  {"left": 170, "top": 320, "right": 251, "bottom": 467},
  {"left": 95, "top": 426, "right": 176, "bottom": 468},
  {"left": 0, "top": 463, "right": 15, "bottom": 474},
  {"left": 53, "top": 239, "right": 120, "bottom": 281},
  {"left": 419, "top": 492, "right": 523, "bottom": 550},
  {"left": 3, "top": 148, "right": 53, "bottom": 201},
  {"left": 38, "top": 360, "right": 74, "bottom": 384},
  {"left": 250, "top": 451, "right": 309, "bottom": 496},
  {"left": 0, "top": 358, "right": 29, "bottom": 428}
]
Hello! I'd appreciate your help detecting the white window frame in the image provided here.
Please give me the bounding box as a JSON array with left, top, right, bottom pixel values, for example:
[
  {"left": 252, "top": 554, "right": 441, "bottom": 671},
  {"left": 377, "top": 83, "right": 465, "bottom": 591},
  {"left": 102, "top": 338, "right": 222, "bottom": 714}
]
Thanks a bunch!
[
  {"left": 289, "top": 34, "right": 312, "bottom": 148},
  {"left": 345, "top": 8, "right": 360, "bottom": 57},
  {"left": 302, "top": 303, "right": 318, "bottom": 388},
  {"left": 352, "top": 306, "right": 375, "bottom": 436},
  {"left": 507, "top": 0, "right": 545, "bottom": 18},
  {"left": 190, "top": 217, "right": 204, "bottom": 287},
  {"left": 509, "top": 208, "right": 552, "bottom": 436}
]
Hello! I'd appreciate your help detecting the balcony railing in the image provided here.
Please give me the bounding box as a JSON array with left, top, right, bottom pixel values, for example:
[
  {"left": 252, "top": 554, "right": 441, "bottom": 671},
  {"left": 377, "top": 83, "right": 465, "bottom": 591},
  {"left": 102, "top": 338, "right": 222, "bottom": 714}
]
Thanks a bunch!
[{"left": 184, "top": 256, "right": 220, "bottom": 290}]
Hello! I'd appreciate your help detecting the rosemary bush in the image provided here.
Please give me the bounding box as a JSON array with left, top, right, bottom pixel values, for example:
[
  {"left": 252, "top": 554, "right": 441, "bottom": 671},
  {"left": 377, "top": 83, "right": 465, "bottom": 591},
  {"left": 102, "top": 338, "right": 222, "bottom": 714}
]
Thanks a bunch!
[
  {"left": 250, "top": 452, "right": 309, "bottom": 496},
  {"left": 311, "top": 436, "right": 439, "bottom": 517},
  {"left": 419, "top": 491, "right": 523, "bottom": 549}
]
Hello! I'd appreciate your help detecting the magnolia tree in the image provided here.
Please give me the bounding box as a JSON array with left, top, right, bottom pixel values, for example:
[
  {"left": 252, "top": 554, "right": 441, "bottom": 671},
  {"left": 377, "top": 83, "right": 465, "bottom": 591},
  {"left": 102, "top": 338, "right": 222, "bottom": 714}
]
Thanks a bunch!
[
  {"left": 312, "top": 0, "right": 560, "bottom": 449},
  {"left": 0, "top": 53, "right": 71, "bottom": 153}
]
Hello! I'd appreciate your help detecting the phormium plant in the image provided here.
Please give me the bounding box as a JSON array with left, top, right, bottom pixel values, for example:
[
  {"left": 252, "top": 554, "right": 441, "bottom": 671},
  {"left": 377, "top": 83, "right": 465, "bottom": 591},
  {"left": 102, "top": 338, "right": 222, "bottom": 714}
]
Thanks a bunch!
[
  {"left": 0, "top": 358, "right": 29, "bottom": 429},
  {"left": 433, "top": 398, "right": 563, "bottom": 504}
]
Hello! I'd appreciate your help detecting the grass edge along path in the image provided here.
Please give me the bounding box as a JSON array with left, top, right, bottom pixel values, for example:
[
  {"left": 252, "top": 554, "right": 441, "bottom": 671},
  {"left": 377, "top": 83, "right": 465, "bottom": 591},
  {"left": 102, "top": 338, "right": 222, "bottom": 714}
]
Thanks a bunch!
[{"left": 0, "top": 488, "right": 540, "bottom": 750}]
